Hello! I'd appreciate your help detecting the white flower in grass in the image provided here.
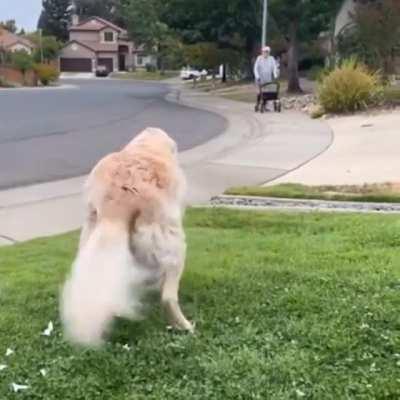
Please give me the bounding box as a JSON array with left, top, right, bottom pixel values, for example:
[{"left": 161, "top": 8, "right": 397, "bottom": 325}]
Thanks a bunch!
[
  {"left": 11, "top": 383, "right": 29, "bottom": 393},
  {"left": 370, "top": 362, "right": 378, "bottom": 372},
  {"left": 5, "top": 348, "right": 14, "bottom": 356},
  {"left": 295, "top": 389, "right": 306, "bottom": 397},
  {"left": 0, "top": 364, "right": 7, "bottom": 371},
  {"left": 42, "top": 321, "right": 54, "bottom": 336},
  {"left": 123, "top": 344, "right": 131, "bottom": 351},
  {"left": 360, "top": 323, "right": 370, "bottom": 330},
  {"left": 40, "top": 369, "right": 47, "bottom": 377}
]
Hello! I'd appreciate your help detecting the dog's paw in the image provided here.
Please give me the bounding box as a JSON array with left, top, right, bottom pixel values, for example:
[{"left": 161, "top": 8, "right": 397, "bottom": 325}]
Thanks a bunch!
[{"left": 167, "top": 320, "right": 195, "bottom": 334}]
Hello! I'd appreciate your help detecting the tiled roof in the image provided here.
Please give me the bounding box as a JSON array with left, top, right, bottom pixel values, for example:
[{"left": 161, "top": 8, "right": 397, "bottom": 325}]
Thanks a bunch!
[
  {"left": 67, "top": 40, "right": 119, "bottom": 53},
  {"left": 70, "top": 17, "right": 126, "bottom": 33},
  {"left": 84, "top": 41, "right": 119, "bottom": 52},
  {"left": 0, "top": 29, "right": 35, "bottom": 50}
]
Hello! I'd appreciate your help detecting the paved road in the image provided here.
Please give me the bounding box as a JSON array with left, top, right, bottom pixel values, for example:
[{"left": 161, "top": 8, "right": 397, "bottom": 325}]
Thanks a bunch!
[{"left": 0, "top": 79, "right": 225, "bottom": 189}]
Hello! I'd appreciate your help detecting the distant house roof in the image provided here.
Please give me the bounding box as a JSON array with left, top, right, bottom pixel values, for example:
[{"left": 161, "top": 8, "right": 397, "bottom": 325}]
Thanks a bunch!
[
  {"left": 70, "top": 17, "right": 126, "bottom": 34},
  {"left": 0, "top": 28, "right": 35, "bottom": 50}
]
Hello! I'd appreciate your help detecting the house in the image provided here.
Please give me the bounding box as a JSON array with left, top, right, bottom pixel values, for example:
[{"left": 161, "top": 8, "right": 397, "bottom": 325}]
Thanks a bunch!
[
  {"left": 0, "top": 28, "right": 35, "bottom": 54},
  {"left": 59, "top": 15, "right": 156, "bottom": 73}
]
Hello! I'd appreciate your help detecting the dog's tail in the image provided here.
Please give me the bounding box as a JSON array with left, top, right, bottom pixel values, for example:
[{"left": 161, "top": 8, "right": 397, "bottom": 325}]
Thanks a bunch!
[{"left": 61, "top": 220, "right": 145, "bottom": 347}]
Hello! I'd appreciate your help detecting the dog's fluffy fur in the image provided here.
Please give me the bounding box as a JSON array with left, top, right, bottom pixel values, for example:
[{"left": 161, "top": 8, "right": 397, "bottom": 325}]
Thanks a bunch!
[{"left": 61, "top": 127, "right": 193, "bottom": 346}]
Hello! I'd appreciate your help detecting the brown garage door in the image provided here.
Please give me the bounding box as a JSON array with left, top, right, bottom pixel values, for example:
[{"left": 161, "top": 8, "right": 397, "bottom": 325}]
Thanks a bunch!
[
  {"left": 97, "top": 58, "right": 113, "bottom": 72},
  {"left": 60, "top": 58, "right": 92, "bottom": 72}
]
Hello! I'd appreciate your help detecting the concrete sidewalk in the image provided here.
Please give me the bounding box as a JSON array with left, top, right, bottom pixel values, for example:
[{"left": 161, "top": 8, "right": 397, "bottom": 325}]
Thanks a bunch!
[
  {"left": 268, "top": 110, "right": 400, "bottom": 186},
  {"left": 0, "top": 85, "right": 332, "bottom": 245}
]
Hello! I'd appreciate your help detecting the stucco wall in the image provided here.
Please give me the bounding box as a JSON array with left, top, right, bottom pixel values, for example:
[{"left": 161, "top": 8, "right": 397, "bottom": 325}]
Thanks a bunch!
[
  {"left": 9, "top": 43, "right": 32, "bottom": 54},
  {"left": 70, "top": 31, "right": 99, "bottom": 43}
]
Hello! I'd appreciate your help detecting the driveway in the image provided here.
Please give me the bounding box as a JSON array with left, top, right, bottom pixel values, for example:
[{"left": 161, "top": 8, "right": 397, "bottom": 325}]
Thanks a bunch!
[
  {"left": 0, "top": 79, "right": 225, "bottom": 189},
  {"left": 269, "top": 110, "right": 400, "bottom": 186}
]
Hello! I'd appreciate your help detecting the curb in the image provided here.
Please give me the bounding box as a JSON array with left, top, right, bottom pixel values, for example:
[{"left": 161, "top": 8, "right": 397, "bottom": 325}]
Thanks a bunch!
[
  {"left": 211, "top": 195, "right": 400, "bottom": 214},
  {"left": 0, "top": 84, "right": 79, "bottom": 92}
]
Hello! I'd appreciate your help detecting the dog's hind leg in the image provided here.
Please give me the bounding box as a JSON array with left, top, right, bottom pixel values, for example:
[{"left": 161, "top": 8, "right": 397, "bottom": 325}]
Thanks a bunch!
[
  {"left": 161, "top": 267, "right": 193, "bottom": 333},
  {"left": 159, "top": 236, "right": 193, "bottom": 332}
]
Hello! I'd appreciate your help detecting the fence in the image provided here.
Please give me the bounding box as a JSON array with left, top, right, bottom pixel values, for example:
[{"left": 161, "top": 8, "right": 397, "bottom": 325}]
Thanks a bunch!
[{"left": 0, "top": 65, "right": 38, "bottom": 87}]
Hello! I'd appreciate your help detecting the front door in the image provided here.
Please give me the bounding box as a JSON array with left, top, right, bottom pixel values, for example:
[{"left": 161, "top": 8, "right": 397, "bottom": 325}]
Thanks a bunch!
[{"left": 119, "top": 54, "right": 126, "bottom": 71}]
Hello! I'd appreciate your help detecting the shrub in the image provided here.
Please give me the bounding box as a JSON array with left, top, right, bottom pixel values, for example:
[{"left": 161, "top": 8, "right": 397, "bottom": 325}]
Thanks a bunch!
[
  {"left": 307, "top": 65, "right": 332, "bottom": 83},
  {"left": 318, "top": 59, "right": 382, "bottom": 113},
  {"left": 145, "top": 63, "right": 157, "bottom": 72},
  {"left": 34, "top": 63, "right": 59, "bottom": 86},
  {"left": 11, "top": 51, "right": 34, "bottom": 74}
]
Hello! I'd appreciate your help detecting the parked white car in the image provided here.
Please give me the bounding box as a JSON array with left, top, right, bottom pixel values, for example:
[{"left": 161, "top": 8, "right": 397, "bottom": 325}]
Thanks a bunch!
[{"left": 180, "top": 66, "right": 207, "bottom": 80}]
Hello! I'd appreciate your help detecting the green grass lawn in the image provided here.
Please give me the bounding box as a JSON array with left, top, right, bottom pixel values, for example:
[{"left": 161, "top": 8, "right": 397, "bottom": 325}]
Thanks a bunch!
[
  {"left": 111, "top": 70, "right": 179, "bottom": 81},
  {"left": 226, "top": 183, "right": 400, "bottom": 204},
  {"left": 1, "top": 208, "right": 400, "bottom": 399}
]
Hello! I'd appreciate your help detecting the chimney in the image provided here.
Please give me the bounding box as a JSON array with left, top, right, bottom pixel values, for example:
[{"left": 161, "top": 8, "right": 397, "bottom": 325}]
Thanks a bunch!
[{"left": 72, "top": 14, "right": 79, "bottom": 26}]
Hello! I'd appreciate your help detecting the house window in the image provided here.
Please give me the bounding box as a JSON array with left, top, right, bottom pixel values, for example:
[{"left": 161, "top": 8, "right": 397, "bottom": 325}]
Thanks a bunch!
[
  {"left": 137, "top": 56, "right": 144, "bottom": 65},
  {"left": 104, "top": 31, "right": 114, "bottom": 42}
]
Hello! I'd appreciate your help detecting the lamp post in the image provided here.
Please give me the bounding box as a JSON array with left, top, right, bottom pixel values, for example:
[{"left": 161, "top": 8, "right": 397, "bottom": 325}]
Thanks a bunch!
[
  {"left": 261, "top": 0, "right": 268, "bottom": 48},
  {"left": 39, "top": 28, "right": 44, "bottom": 63}
]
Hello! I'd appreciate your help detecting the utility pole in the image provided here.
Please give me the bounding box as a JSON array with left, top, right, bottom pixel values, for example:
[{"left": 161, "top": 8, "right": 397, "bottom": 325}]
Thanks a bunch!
[
  {"left": 39, "top": 28, "right": 44, "bottom": 63},
  {"left": 262, "top": 0, "right": 268, "bottom": 48}
]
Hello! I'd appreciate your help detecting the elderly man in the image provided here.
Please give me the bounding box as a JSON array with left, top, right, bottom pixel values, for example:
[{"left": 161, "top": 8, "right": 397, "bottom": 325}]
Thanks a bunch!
[
  {"left": 254, "top": 46, "right": 279, "bottom": 85},
  {"left": 254, "top": 46, "right": 279, "bottom": 111}
]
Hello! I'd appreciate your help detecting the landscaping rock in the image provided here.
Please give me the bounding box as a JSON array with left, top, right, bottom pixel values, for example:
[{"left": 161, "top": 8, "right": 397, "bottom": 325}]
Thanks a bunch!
[
  {"left": 280, "top": 94, "right": 317, "bottom": 113},
  {"left": 210, "top": 195, "right": 400, "bottom": 214}
]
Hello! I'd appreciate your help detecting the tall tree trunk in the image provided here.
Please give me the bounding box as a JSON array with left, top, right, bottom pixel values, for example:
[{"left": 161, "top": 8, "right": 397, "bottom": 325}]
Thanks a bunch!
[
  {"left": 287, "top": 19, "right": 302, "bottom": 94},
  {"left": 246, "top": 37, "right": 256, "bottom": 80}
]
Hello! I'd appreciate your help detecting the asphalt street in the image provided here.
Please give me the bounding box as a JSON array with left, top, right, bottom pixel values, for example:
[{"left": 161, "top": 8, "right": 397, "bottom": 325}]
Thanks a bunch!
[{"left": 0, "top": 79, "right": 226, "bottom": 189}]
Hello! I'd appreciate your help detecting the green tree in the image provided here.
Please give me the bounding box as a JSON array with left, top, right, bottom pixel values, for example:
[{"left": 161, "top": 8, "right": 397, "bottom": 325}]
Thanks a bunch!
[
  {"left": 120, "top": 0, "right": 180, "bottom": 72},
  {"left": 11, "top": 51, "right": 34, "bottom": 85},
  {"left": 161, "top": 0, "right": 283, "bottom": 78},
  {"left": 183, "top": 42, "right": 220, "bottom": 70},
  {"left": 119, "top": 0, "right": 168, "bottom": 49},
  {"left": 26, "top": 32, "right": 61, "bottom": 62},
  {"left": 0, "top": 20, "right": 17, "bottom": 33},
  {"left": 37, "top": 0, "right": 72, "bottom": 42},
  {"left": 158, "top": 35, "right": 185, "bottom": 70},
  {"left": 74, "top": 0, "right": 121, "bottom": 24},
  {"left": 337, "top": 0, "right": 400, "bottom": 75},
  {"left": 270, "top": 0, "right": 343, "bottom": 93}
]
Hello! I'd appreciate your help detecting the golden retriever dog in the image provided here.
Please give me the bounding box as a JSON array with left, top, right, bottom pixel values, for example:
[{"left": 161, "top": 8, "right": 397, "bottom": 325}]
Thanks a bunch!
[{"left": 61, "top": 127, "right": 193, "bottom": 346}]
